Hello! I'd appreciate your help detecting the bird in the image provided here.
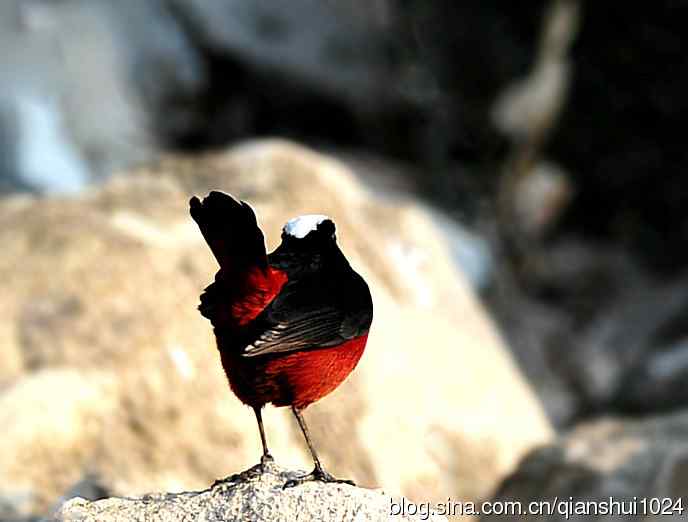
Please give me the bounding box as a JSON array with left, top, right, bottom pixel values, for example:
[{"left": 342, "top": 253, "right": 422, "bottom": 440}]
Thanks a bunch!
[{"left": 189, "top": 190, "right": 373, "bottom": 487}]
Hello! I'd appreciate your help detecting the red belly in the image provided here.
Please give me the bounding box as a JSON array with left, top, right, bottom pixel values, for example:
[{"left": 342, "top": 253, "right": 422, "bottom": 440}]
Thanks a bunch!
[{"left": 220, "top": 334, "right": 368, "bottom": 409}]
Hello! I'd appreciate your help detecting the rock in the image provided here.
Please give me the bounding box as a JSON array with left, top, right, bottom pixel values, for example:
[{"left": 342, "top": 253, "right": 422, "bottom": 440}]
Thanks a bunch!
[
  {"left": 0, "top": 139, "right": 552, "bottom": 517},
  {"left": 0, "top": 0, "right": 407, "bottom": 192},
  {"left": 487, "top": 237, "right": 688, "bottom": 426},
  {"left": 483, "top": 411, "right": 688, "bottom": 521},
  {"left": 0, "top": 474, "right": 110, "bottom": 522},
  {"left": 0, "top": 0, "right": 155, "bottom": 193},
  {"left": 509, "top": 162, "right": 574, "bottom": 240},
  {"left": 167, "top": 0, "right": 395, "bottom": 104},
  {"left": 52, "top": 461, "right": 447, "bottom": 522},
  {"left": 618, "top": 337, "right": 688, "bottom": 414},
  {"left": 0, "top": 369, "right": 118, "bottom": 505},
  {"left": 0, "top": 490, "right": 37, "bottom": 522}
]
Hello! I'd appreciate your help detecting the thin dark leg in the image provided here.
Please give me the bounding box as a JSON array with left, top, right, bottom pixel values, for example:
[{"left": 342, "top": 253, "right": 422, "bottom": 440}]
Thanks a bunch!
[
  {"left": 292, "top": 406, "right": 324, "bottom": 471},
  {"left": 283, "top": 406, "right": 355, "bottom": 488},
  {"left": 211, "top": 407, "right": 274, "bottom": 486},
  {"left": 253, "top": 406, "right": 273, "bottom": 466}
]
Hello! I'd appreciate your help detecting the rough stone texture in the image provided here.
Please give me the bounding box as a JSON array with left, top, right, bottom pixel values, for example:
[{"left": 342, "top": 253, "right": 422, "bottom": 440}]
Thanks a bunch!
[
  {"left": 483, "top": 411, "right": 688, "bottom": 521},
  {"left": 52, "top": 462, "right": 447, "bottom": 522},
  {"left": 0, "top": 140, "right": 552, "bottom": 517}
]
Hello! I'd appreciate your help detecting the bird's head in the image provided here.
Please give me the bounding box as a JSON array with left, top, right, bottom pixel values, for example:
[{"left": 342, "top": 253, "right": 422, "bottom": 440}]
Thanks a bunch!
[
  {"left": 283, "top": 214, "right": 335, "bottom": 242},
  {"left": 270, "top": 214, "right": 343, "bottom": 273}
]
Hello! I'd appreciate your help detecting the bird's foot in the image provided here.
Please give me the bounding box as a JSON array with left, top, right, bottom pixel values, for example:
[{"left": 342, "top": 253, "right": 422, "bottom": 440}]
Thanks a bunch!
[
  {"left": 212, "top": 455, "right": 275, "bottom": 487},
  {"left": 245, "top": 454, "right": 275, "bottom": 478},
  {"left": 283, "top": 466, "right": 355, "bottom": 489},
  {"left": 259, "top": 453, "right": 274, "bottom": 471}
]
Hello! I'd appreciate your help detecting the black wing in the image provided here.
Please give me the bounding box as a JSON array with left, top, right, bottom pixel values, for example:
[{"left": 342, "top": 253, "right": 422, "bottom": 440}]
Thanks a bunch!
[{"left": 241, "top": 272, "right": 372, "bottom": 357}]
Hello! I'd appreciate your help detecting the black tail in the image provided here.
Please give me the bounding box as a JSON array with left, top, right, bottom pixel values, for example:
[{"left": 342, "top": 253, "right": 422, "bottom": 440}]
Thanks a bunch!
[{"left": 189, "top": 191, "right": 267, "bottom": 273}]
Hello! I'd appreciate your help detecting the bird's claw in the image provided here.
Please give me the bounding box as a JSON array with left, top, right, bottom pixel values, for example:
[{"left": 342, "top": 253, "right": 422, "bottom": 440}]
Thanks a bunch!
[
  {"left": 283, "top": 467, "right": 355, "bottom": 489},
  {"left": 213, "top": 455, "right": 275, "bottom": 487},
  {"left": 260, "top": 454, "right": 274, "bottom": 470}
]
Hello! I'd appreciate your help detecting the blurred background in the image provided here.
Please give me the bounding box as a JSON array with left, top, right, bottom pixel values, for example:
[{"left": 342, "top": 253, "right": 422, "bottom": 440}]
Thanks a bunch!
[{"left": 3, "top": 0, "right": 688, "bottom": 520}]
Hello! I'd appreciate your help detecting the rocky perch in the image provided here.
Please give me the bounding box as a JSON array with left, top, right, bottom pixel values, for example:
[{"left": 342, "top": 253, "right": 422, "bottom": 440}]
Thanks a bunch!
[{"left": 52, "top": 462, "right": 446, "bottom": 522}]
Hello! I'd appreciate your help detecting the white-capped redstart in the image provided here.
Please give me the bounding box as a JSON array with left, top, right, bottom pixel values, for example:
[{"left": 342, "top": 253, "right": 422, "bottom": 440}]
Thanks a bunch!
[{"left": 190, "top": 191, "right": 373, "bottom": 486}]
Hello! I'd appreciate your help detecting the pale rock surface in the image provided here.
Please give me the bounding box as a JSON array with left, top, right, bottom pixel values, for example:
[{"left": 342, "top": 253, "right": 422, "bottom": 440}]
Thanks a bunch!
[
  {"left": 53, "top": 462, "right": 447, "bottom": 522},
  {"left": 0, "top": 139, "right": 552, "bottom": 516}
]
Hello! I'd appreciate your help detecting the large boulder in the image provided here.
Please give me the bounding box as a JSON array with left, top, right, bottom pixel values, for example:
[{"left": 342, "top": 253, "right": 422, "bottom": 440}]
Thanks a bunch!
[
  {"left": 0, "top": 140, "right": 552, "bottom": 517},
  {"left": 52, "top": 461, "right": 447, "bottom": 522}
]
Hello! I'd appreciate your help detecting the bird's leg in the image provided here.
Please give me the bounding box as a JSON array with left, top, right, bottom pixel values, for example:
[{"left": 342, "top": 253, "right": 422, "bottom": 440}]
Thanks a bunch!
[
  {"left": 253, "top": 406, "right": 273, "bottom": 468},
  {"left": 283, "top": 406, "right": 355, "bottom": 488},
  {"left": 211, "top": 407, "right": 272, "bottom": 487},
  {"left": 210, "top": 407, "right": 272, "bottom": 486}
]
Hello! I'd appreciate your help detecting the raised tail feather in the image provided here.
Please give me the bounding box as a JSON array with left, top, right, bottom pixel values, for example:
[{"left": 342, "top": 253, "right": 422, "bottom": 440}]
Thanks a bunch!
[
  {"left": 190, "top": 191, "right": 268, "bottom": 325},
  {"left": 189, "top": 191, "right": 267, "bottom": 272},
  {"left": 198, "top": 281, "right": 223, "bottom": 324}
]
